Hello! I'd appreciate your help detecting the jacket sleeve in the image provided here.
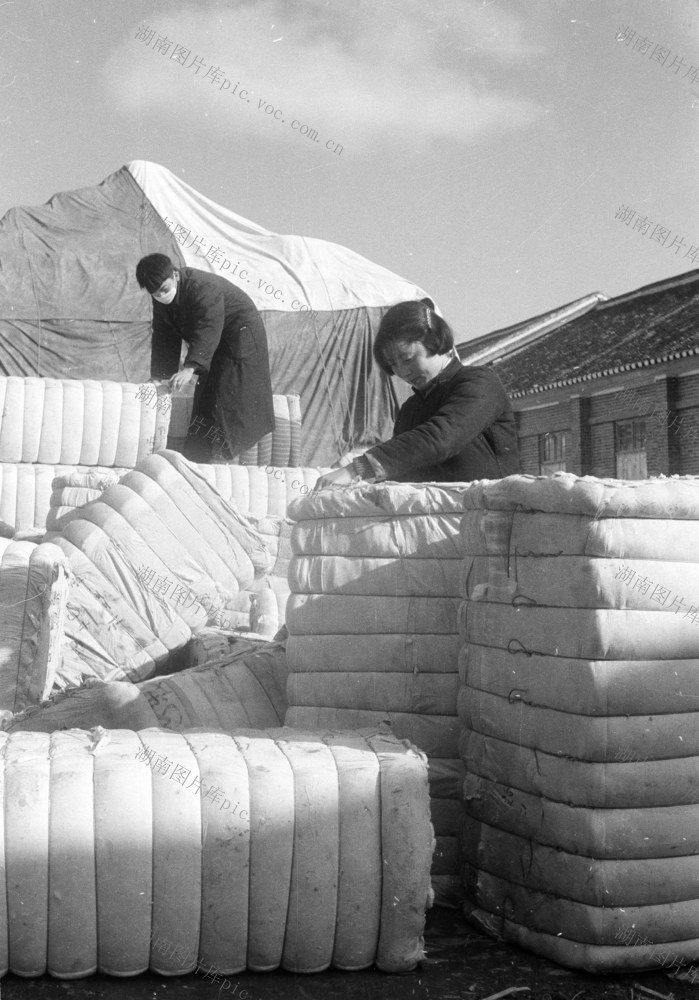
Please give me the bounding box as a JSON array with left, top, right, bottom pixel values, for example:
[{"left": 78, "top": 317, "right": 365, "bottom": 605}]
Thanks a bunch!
[
  {"left": 366, "top": 369, "right": 507, "bottom": 479},
  {"left": 150, "top": 311, "right": 183, "bottom": 380},
  {"left": 182, "top": 283, "right": 226, "bottom": 372}
]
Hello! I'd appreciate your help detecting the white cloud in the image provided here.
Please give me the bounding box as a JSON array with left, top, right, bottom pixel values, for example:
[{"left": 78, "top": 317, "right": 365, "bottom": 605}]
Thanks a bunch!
[{"left": 106, "top": 0, "right": 543, "bottom": 148}]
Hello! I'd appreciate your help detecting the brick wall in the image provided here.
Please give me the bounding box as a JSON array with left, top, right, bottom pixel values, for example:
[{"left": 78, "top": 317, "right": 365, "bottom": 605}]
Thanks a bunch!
[
  {"left": 514, "top": 403, "right": 569, "bottom": 475},
  {"left": 590, "top": 422, "right": 616, "bottom": 478},
  {"left": 676, "top": 374, "right": 699, "bottom": 475},
  {"left": 518, "top": 435, "right": 540, "bottom": 475},
  {"left": 511, "top": 363, "right": 699, "bottom": 478}
]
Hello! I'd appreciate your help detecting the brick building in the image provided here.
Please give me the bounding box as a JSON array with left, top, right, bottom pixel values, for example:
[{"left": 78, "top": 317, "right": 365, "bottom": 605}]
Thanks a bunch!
[{"left": 458, "top": 269, "right": 699, "bottom": 479}]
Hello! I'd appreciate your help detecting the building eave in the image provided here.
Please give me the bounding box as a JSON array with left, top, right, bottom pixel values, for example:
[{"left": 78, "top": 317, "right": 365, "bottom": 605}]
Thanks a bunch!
[{"left": 509, "top": 347, "right": 699, "bottom": 400}]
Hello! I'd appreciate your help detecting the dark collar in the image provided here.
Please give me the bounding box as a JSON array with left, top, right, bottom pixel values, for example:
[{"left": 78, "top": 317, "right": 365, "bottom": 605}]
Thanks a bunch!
[
  {"left": 172, "top": 270, "right": 182, "bottom": 306},
  {"left": 412, "top": 356, "right": 462, "bottom": 398}
]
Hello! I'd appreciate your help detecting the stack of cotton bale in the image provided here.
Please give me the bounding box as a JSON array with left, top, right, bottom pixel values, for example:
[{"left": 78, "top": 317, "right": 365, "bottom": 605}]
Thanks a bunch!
[
  {"left": 459, "top": 471, "right": 699, "bottom": 973},
  {"left": 0, "top": 463, "right": 127, "bottom": 537},
  {"left": 47, "top": 464, "right": 325, "bottom": 528},
  {"left": 46, "top": 462, "right": 329, "bottom": 640},
  {"left": 193, "top": 463, "right": 329, "bottom": 632},
  {"left": 195, "top": 463, "right": 326, "bottom": 518},
  {"left": 5, "top": 639, "right": 289, "bottom": 733},
  {"left": 45, "top": 450, "right": 274, "bottom": 688},
  {"left": 0, "top": 376, "right": 168, "bottom": 467},
  {"left": 0, "top": 539, "right": 67, "bottom": 720},
  {"left": 0, "top": 727, "right": 432, "bottom": 978},
  {"left": 0, "top": 380, "right": 308, "bottom": 535},
  {"left": 285, "top": 482, "right": 467, "bottom": 905},
  {"left": 46, "top": 469, "right": 122, "bottom": 533},
  {"left": 239, "top": 394, "right": 303, "bottom": 466}
]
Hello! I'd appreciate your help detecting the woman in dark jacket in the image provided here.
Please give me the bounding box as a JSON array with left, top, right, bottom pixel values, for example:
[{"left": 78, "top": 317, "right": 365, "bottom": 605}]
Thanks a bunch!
[
  {"left": 136, "top": 253, "right": 275, "bottom": 462},
  {"left": 316, "top": 299, "right": 520, "bottom": 487}
]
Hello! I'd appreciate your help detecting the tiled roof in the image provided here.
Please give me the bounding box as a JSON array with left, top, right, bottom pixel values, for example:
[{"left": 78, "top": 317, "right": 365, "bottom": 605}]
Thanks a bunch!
[
  {"left": 458, "top": 293, "right": 606, "bottom": 368},
  {"left": 468, "top": 270, "right": 699, "bottom": 398}
]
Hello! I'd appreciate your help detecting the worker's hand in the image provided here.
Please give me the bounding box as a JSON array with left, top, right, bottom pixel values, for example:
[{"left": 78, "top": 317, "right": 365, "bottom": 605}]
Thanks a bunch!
[
  {"left": 314, "top": 465, "right": 356, "bottom": 490},
  {"left": 169, "top": 368, "right": 197, "bottom": 391}
]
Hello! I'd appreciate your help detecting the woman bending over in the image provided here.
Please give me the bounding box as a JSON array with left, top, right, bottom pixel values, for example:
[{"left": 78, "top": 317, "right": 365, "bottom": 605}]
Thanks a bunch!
[{"left": 316, "top": 299, "right": 520, "bottom": 488}]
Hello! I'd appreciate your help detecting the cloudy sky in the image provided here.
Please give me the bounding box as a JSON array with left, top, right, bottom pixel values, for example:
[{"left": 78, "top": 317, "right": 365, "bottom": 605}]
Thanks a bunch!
[{"left": 0, "top": 0, "right": 697, "bottom": 341}]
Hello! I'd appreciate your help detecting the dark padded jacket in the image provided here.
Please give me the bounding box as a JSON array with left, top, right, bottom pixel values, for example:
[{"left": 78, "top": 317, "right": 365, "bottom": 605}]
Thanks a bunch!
[
  {"left": 366, "top": 358, "right": 520, "bottom": 482},
  {"left": 150, "top": 267, "right": 274, "bottom": 455}
]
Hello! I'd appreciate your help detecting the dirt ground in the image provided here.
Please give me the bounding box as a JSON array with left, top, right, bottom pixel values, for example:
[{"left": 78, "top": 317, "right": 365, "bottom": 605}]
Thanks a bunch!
[{"left": 2, "top": 907, "right": 696, "bottom": 1000}]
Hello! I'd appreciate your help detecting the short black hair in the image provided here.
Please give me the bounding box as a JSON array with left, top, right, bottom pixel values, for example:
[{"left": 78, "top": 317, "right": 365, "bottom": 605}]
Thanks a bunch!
[
  {"left": 373, "top": 298, "right": 454, "bottom": 376},
  {"left": 136, "top": 253, "right": 176, "bottom": 293}
]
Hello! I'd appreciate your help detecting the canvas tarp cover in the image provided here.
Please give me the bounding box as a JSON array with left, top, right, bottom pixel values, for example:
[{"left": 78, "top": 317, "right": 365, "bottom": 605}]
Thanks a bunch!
[{"left": 0, "top": 160, "right": 428, "bottom": 465}]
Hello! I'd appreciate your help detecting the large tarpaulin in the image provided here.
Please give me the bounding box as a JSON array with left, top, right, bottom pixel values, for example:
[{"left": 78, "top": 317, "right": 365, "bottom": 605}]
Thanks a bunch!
[{"left": 0, "top": 160, "right": 428, "bottom": 464}]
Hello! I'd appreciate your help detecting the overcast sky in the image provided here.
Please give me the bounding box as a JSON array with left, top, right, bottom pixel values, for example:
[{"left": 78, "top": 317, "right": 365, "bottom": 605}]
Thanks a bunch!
[{"left": 0, "top": 0, "right": 697, "bottom": 341}]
